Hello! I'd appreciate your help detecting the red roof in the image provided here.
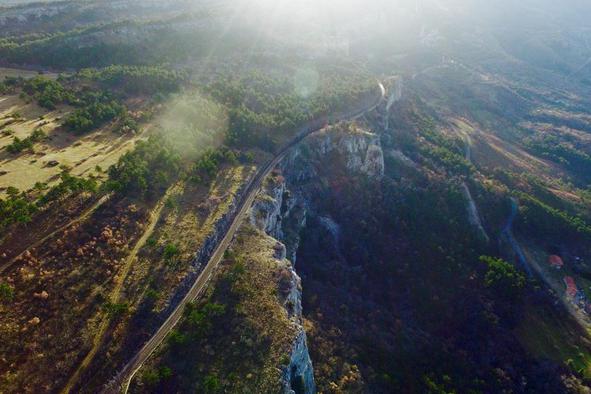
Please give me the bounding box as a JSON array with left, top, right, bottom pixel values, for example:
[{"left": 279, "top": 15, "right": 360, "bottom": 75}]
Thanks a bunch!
[
  {"left": 564, "top": 276, "right": 578, "bottom": 298},
  {"left": 548, "top": 255, "right": 564, "bottom": 268}
]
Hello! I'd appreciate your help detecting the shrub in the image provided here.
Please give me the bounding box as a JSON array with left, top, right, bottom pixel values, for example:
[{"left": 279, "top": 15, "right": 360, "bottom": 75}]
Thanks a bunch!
[
  {"left": 159, "top": 366, "right": 173, "bottom": 380},
  {"left": 103, "top": 302, "right": 129, "bottom": 316},
  {"left": 187, "top": 302, "right": 226, "bottom": 336},
  {"left": 38, "top": 171, "right": 97, "bottom": 206},
  {"left": 145, "top": 288, "right": 160, "bottom": 301},
  {"left": 480, "top": 256, "right": 525, "bottom": 300},
  {"left": 0, "top": 283, "right": 14, "bottom": 302},
  {"left": 203, "top": 374, "right": 221, "bottom": 393},
  {"left": 163, "top": 243, "right": 180, "bottom": 260},
  {"left": 0, "top": 188, "right": 38, "bottom": 229},
  {"left": 168, "top": 330, "right": 188, "bottom": 346},
  {"left": 142, "top": 369, "right": 161, "bottom": 386},
  {"left": 6, "top": 129, "right": 46, "bottom": 154}
]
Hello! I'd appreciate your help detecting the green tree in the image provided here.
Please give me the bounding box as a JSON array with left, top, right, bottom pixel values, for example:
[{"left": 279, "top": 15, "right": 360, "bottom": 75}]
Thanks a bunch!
[
  {"left": 480, "top": 256, "right": 526, "bottom": 300},
  {"left": 0, "top": 283, "right": 14, "bottom": 302},
  {"left": 203, "top": 374, "right": 221, "bottom": 393}
]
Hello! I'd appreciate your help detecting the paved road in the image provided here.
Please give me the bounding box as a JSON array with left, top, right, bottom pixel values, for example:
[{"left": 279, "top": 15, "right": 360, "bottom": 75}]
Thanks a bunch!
[
  {"left": 62, "top": 185, "right": 180, "bottom": 394},
  {"left": 501, "top": 197, "right": 533, "bottom": 277},
  {"left": 102, "top": 83, "right": 386, "bottom": 394}
]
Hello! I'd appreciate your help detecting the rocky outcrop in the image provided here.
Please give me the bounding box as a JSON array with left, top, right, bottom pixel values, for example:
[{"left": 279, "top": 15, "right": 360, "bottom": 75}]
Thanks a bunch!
[
  {"left": 282, "top": 330, "right": 315, "bottom": 394},
  {"left": 249, "top": 177, "right": 286, "bottom": 239},
  {"left": 249, "top": 176, "right": 315, "bottom": 394},
  {"left": 286, "top": 124, "right": 385, "bottom": 179},
  {"left": 245, "top": 122, "right": 385, "bottom": 394}
]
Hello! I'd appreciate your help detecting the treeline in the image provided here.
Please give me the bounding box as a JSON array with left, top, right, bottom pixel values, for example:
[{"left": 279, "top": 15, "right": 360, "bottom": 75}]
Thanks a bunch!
[
  {"left": 0, "top": 23, "right": 147, "bottom": 68},
  {"left": 190, "top": 148, "right": 239, "bottom": 185},
  {"left": 208, "top": 73, "right": 314, "bottom": 147},
  {"left": 78, "top": 65, "right": 187, "bottom": 95},
  {"left": 0, "top": 21, "right": 210, "bottom": 69},
  {"left": 419, "top": 128, "right": 473, "bottom": 176},
  {"left": 524, "top": 133, "right": 591, "bottom": 175},
  {"left": 0, "top": 172, "right": 96, "bottom": 231},
  {"left": 63, "top": 91, "right": 125, "bottom": 134},
  {"left": 206, "top": 70, "right": 375, "bottom": 148},
  {"left": 6, "top": 129, "right": 46, "bottom": 154},
  {"left": 488, "top": 167, "right": 591, "bottom": 243},
  {"left": 104, "top": 136, "right": 245, "bottom": 198},
  {"left": 420, "top": 144, "right": 473, "bottom": 176},
  {"left": 22, "top": 76, "right": 75, "bottom": 109},
  {"left": 0, "top": 187, "right": 38, "bottom": 230},
  {"left": 6, "top": 75, "right": 136, "bottom": 134},
  {"left": 400, "top": 119, "right": 473, "bottom": 176},
  {"left": 1, "top": 75, "right": 25, "bottom": 95},
  {"left": 105, "top": 136, "right": 180, "bottom": 198},
  {"left": 516, "top": 191, "right": 591, "bottom": 243}
]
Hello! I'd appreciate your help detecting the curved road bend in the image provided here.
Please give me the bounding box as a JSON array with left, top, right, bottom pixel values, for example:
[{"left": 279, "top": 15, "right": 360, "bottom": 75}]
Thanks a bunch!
[{"left": 103, "top": 82, "right": 386, "bottom": 394}]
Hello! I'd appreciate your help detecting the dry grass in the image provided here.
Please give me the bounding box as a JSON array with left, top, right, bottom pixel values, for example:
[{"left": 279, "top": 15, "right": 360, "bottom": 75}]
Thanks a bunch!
[
  {"left": 0, "top": 198, "right": 148, "bottom": 393},
  {"left": 0, "top": 94, "right": 149, "bottom": 196},
  {"left": 69, "top": 163, "right": 258, "bottom": 391},
  {"left": 131, "top": 224, "right": 298, "bottom": 393},
  {"left": 137, "top": 164, "right": 257, "bottom": 312}
]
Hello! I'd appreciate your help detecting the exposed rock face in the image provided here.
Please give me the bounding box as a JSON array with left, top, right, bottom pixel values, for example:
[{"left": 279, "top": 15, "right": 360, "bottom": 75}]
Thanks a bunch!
[
  {"left": 283, "top": 330, "right": 316, "bottom": 394},
  {"left": 249, "top": 178, "right": 286, "bottom": 239},
  {"left": 362, "top": 143, "right": 385, "bottom": 177},
  {"left": 249, "top": 177, "right": 315, "bottom": 394},
  {"left": 245, "top": 123, "right": 384, "bottom": 394},
  {"left": 287, "top": 125, "right": 385, "bottom": 178}
]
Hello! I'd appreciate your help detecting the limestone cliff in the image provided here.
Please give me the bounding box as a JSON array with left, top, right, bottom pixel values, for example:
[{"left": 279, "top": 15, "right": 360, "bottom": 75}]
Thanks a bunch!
[
  {"left": 249, "top": 175, "right": 315, "bottom": 394},
  {"left": 246, "top": 122, "right": 384, "bottom": 394},
  {"left": 284, "top": 123, "right": 385, "bottom": 180}
]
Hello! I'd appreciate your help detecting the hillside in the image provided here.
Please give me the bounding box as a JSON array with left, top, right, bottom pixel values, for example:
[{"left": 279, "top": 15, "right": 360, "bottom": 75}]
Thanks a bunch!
[{"left": 1, "top": 1, "right": 591, "bottom": 393}]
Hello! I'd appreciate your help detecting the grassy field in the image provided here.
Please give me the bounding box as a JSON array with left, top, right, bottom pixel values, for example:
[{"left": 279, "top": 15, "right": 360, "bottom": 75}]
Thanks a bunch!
[
  {"left": 516, "top": 300, "right": 591, "bottom": 378},
  {"left": 0, "top": 93, "right": 148, "bottom": 196}
]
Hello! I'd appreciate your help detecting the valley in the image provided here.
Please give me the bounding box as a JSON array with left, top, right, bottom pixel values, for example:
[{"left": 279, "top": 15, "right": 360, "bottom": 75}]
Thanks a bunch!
[{"left": 2, "top": 1, "right": 591, "bottom": 393}]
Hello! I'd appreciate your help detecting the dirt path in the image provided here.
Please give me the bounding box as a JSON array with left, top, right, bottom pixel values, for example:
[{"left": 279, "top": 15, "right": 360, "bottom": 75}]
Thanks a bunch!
[
  {"left": 461, "top": 183, "right": 490, "bottom": 243},
  {"left": 0, "top": 193, "right": 112, "bottom": 275},
  {"left": 461, "top": 134, "right": 490, "bottom": 243},
  {"left": 60, "top": 184, "right": 180, "bottom": 394}
]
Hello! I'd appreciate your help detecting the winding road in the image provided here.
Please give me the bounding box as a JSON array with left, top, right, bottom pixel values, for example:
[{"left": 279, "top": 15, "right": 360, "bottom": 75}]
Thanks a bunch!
[
  {"left": 102, "top": 82, "right": 387, "bottom": 394},
  {"left": 501, "top": 197, "right": 533, "bottom": 278},
  {"left": 461, "top": 135, "right": 489, "bottom": 243}
]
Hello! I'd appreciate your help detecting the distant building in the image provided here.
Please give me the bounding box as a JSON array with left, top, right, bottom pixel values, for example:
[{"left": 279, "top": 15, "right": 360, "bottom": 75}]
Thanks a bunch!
[
  {"left": 564, "top": 276, "right": 578, "bottom": 298},
  {"left": 548, "top": 255, "right": 564, "bottom": 269}
]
